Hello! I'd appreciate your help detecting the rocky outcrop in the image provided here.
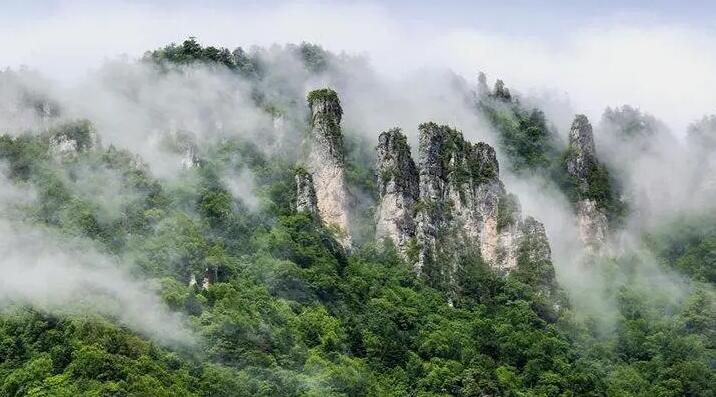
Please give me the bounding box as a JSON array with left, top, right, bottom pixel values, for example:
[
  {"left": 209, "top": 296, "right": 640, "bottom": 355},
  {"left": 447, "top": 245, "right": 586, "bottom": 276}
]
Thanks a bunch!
[
  {"left": 575, "top": 200, "right": 608, "bottom": 249},
  {"left": 412, "top": 123, "right": 537, "bottom": 280},
  {"left": 48, "top": 119, "right": 101, "bottom": 160},
  {"left": 565, "top": 115, "right": 608, "bottom": 251},
  {"left": 189, "top": 267, "right": 217, "bottom": 290},
  {"left": 566, "top": 115, "right": 597, "bottom": 187},
  {"left": 306, "top": 89, "right": 352, "bottom": 248},
  {"left": 164, "top": 129, "right": 200, "bottom": 169},
  {"left": 296, "top": 169, "right": 320, "bottom": 219},
  {"left": 368, "top": 122, "right": 559, "bottom": 302},
  {"left": 179, "top": 142, "right": 200, "bottom": 169},
  {"left": 375, "top": 129, "right": 419, "bottom": 255}
]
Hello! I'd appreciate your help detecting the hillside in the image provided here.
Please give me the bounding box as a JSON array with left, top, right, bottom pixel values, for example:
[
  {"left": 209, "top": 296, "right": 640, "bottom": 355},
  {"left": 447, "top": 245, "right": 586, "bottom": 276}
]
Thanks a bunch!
[{"left": 0, "top": 38, "right": 713, "bottom": 397}]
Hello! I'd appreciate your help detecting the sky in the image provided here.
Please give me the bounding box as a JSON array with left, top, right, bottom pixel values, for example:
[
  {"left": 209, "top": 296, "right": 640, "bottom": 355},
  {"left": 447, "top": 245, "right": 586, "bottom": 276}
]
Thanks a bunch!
[{"left": 2, "top": 0, "right": 716, "bottom": 134}]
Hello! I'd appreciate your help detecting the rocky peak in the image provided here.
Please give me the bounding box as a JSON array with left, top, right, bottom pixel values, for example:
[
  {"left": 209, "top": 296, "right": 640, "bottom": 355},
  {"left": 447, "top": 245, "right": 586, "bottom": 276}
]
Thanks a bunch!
[
  {"left": 308, "top": 88, "right": 344, "bottom": 162},
  {"left": 566, "top": 114, "right": 608, "bottom": 251},
  {"left": 373, "top": 122, "right": 559, "bottom": 302},
  {"left": 415, "top": 123, "right": 506, "bottom": 274},
  {"left": 295, "top": 169, "right": 320, "bottom": 219},
  {"left": 566, "top": 114, "right": 597, "bottom": 185},
  {"left": 375, "top": 128, "right": 419, "bottom": 255},
  {"left": 306, "top": 88, "right": 352, "bottom": 248}
]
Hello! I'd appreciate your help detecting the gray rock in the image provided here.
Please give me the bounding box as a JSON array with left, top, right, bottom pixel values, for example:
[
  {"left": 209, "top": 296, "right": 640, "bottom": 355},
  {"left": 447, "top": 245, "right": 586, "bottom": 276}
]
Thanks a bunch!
[
  {"left": 375, "top": 128, "right": 419, "bottom": 256},
  {"left": 566, "top": 115, "right": 609, "bottom": 251},
  {"left": 306, "top": 89, "right": 352, "bottom": 249},
  {"left": 295, "top": 170, "right": 320, "bottom": 220}
]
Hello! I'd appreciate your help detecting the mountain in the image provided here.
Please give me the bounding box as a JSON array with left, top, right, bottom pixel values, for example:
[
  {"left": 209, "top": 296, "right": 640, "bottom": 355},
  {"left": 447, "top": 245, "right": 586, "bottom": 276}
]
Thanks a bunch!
[{"left": 0, "top": 38, "right": 713, "bottom": 396}]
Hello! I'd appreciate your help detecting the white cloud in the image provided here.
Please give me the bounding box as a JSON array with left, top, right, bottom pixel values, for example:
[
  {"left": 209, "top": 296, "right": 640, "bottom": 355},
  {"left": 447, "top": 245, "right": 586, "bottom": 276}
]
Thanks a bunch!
[{"left": 3, "top": 1, "right": 715, "bottom": 134}]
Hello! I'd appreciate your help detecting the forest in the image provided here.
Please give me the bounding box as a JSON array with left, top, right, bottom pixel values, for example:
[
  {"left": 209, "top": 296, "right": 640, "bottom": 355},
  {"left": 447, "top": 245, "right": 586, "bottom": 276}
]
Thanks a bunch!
[{"left": 0, "top": 38, "right": 713, "bottom": 396}]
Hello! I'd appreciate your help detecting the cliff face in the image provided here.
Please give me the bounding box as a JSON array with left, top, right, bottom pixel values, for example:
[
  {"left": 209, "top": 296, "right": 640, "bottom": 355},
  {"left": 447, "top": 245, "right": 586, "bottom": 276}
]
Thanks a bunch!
[
  {"left": 375, "top": 122, "right": 553, "bottom": 295},
  {"left": 414, "top": 123, "right": 513, "bottom": 275},
  {"left": 306, "top": 89, "right": 352, "bottom": 248},
  {"left": 375, "top": 129, "right": 419, "bottom": 256},
  {"left": 295, "top": 170, "right": 320, "bottom": 220},
  {"left": 566, "top": 115, "right": 608, "bottom": 251}
]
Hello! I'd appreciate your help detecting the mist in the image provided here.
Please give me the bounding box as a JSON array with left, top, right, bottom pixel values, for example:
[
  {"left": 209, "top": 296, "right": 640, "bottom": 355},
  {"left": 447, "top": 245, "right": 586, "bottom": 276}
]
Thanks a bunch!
[
  {"left": 1, "top": 29, "right": 714, "bottom": 340},
  {"left": 0, "top": 175, "right": 196, "bottom": 347}
]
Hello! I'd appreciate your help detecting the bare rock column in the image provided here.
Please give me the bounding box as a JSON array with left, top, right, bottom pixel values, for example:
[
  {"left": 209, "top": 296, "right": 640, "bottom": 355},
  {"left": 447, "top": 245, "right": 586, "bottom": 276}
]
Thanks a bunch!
[
  {"left": 566, "top": 115, "right": 608, "bottom": 251},
  {"left": 306, "top": 89, "right": 352, "bottom": 248},
  {"left": 375, "top": 128, "right": 419, "bottom": 256}
]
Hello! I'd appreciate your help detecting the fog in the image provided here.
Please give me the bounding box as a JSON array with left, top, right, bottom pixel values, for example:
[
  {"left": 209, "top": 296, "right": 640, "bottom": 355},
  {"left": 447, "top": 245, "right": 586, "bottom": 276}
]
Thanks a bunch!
[
  {"left": 0, "top": 29, "right": 714, "bottom": 339},
  {"left": 0, "top": 175, "right": 196, "bottom": 347}
]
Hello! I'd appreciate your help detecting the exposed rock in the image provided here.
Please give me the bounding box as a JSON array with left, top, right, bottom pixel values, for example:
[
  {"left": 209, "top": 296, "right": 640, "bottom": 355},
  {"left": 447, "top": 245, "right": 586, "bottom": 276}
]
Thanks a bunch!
[
  {"left": 576, "top": 199, "right": 608, "bottom": 250},
  {"left": 414, "top": 123, "right": 514, "bottom": 285},
  {"left": 566, "top": 115, "right": 597, "bottom": 188},
  {"left": 295, "top": 169, "right": 320, "bottom": 219},
  {"left": 179, "top": 142, "right": 200, "bottom": 169},
  {"left": 566, "top": 115, "right": 609, "bottom": 251},
  {"left": 373, "top": 122, "right": 559, "bottom": 303},
  {"left": 165, "top": 129, "right": 201, "bottom": 169},
  {"left": 189, "top": 267, "right": 217, "bottom": 290},
  {"left": 306, "top": 89, "right": 352, "bottom": 248},
  {"left": 494, "top": 193, "right": 523, "bottom": 273},
  {"left": 48, "top": 119, "right": 101, "bottom": 160},
  {"left": 375, "top": 128, "right": 419, "bottom": 256}
]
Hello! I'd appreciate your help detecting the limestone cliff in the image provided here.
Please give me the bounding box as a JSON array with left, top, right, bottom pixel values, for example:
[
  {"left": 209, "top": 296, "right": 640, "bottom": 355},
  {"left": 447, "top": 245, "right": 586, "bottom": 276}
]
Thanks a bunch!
[
  {"left": 413, "top": 123, "right": 532, "bottom": 281},
  {"left": 565, "top": 115, "right": 608, "bottom": 251},
  {"left": 295, "top": 169, "right": 320, "bottom": 220},
  {"left": 306, "top": 89, "right": 352, "bottom": 248},
  {"left": 375, "top": 128, "right": 419, "bottom": 256}
]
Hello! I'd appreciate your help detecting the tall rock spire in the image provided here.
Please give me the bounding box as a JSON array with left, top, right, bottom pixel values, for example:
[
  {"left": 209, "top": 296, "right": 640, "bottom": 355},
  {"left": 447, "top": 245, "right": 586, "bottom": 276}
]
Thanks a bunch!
[
  {"left": 306, "top": 88, "right": 352, "bottom": 248},
  {"left": 566, "top": 114, "right": 608, "bottom": 251},
  {"left": 375, "top": 128, "right": 419, "bottom": 256}
]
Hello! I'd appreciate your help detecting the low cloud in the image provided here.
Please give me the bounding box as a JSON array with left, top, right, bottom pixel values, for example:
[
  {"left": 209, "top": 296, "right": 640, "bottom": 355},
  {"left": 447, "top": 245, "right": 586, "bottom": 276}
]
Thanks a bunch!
[{"left": 0, "top": 176, "right": 195, "bottom": 347}]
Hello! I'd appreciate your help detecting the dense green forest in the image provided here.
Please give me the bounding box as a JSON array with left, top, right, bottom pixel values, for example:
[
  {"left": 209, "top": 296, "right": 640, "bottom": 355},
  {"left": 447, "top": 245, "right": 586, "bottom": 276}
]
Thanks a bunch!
[{"left": 0, "top": 39, "right": 714, "bottom": 396}]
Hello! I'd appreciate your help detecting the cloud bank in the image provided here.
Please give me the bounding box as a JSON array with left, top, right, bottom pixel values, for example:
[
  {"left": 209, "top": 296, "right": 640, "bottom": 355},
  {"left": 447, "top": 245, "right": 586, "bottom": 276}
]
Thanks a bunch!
[{"left": 2, "top": 1, "right": 716, "bottom": 134}]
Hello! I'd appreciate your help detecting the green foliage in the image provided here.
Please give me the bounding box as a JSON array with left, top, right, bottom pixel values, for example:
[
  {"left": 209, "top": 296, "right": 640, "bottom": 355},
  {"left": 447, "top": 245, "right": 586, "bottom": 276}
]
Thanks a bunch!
[
  {"left": 0, "top": 42, "right": 713, "bottom": 397},
  {"left": 307, "top": 88, "right": 340, "bottom": 107},
  {"left": 479, "top": 100, "right": 557, "bottom": 173},
  {"left": 479, "top": 89, "right": 627, "bottom": 224},
  {"left": 296, "top": 42, "right": 330, "bottom": 73},
  {"left": 497, "top": 193, "right": 520, "bottom": 232}
]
